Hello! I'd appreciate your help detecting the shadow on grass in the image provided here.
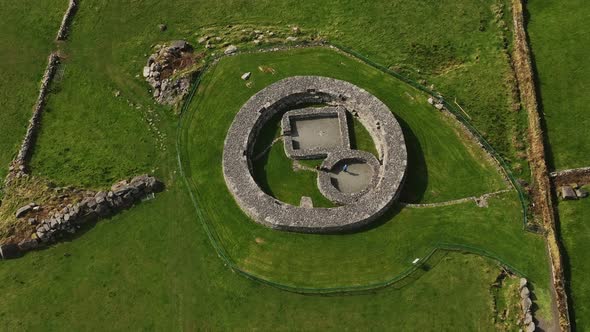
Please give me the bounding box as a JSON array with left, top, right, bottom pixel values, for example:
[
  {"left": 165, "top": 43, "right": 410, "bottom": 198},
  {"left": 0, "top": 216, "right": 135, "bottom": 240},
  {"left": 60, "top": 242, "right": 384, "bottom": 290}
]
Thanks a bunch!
[{"left": 396, "top": 116, "right": 428, "bottom": 203}]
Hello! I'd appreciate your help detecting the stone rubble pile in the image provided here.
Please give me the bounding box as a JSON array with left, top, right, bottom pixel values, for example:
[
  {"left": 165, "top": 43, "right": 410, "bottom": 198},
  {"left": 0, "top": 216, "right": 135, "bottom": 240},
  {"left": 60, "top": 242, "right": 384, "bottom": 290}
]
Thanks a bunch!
[
  {"left": 1, "top": 175, "right": 164, "bottom": 259},
  {"left": 143, "top": 40, "right": 193, "bottom": 105}
]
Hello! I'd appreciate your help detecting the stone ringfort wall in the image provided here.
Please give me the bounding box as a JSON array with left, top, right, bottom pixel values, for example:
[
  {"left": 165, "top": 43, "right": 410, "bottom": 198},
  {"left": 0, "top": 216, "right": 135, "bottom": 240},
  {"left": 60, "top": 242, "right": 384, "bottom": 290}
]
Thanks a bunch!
[{"left": 222, "top": 76, "right": 407, "bottom": 233}]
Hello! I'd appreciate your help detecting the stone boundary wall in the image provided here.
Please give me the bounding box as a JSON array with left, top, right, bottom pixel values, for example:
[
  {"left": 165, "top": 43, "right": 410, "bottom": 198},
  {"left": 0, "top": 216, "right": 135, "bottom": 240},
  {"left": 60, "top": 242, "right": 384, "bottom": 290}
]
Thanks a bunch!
[
  {"left": 56, "top": 0, "right": 78, "bottom": 41},
  {"left": 7, "top": 53, "right": 60, "bottom": 182},
  {"left": 0, "top": 175, "right": 164, "bottom": 259},
  {"left": 317, "top": 150, "right": 380, "bottom": 205},
  {"left": 512, "top": 0, "right": 570, "bottom": 330},
  {"left": 223, "top": 76, "right": 407, "bottom": 233},
  {"left": 550, "top": 166, "right": 590, "bottom": 186},
  {"left": 281, "top": 106, "right": 350, "bottom": 159}
]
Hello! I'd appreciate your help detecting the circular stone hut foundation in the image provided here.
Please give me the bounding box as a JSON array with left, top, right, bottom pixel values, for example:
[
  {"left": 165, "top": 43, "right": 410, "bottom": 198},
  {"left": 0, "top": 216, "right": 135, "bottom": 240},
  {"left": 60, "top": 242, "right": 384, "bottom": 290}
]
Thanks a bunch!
[{"left": 222, "top": 76, "right": 407, "bottom": 233}]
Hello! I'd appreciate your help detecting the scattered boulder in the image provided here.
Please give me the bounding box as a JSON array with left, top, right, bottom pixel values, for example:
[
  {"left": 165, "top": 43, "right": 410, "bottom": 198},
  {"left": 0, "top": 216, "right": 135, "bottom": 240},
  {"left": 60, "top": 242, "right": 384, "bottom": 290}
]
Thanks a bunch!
[
  {"left": 286, "top": 36, "right": 298, "bottom": 42},
  {"left": 576, "top": 188, "right": 588, "bottom": 198},
  {"left": 292, "top": 26, "right": 301, "bottom": 35},
  {"left": 434, "top": 103, "right": 444, "bottom": 110},
  {"left": 224, "top": 45, "right": 238, "bottom": 55},
  {"left": 427, "top": 97, "right": 434, "bottom": 105},
  {"left": 241, "top": 72, "right": 251, "bottom": 80},
  {"left": 158, "top": 24, "right": 167, "bottom": 32},
  {"left": 561, "top": 185, "right": 577, "bottom": 200},
  {"left": 520, "top": 286, "right": 530, "bottom": 298},
  {"left": 15, "top": 203, "right": 36, "bottom": 218}
]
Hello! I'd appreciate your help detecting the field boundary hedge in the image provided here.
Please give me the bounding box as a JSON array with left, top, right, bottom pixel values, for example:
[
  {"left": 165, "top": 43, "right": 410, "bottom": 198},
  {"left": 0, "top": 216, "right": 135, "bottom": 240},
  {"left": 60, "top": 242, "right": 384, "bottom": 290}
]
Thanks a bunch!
[{"left": 175, "top": 45, "right": 534, "bottom": 294}]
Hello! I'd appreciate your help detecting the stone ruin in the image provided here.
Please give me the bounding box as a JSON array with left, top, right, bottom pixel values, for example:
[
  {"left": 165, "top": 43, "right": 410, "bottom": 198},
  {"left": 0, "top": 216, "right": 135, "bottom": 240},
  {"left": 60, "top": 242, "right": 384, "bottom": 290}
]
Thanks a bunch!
[
  {"left": 143, "top": 40, "right": 195, "bottom": 105},
  {"left": 222, "top": 76, "right": 407, "bottom": 233},
  {"left": 0, "top": 174, "right": 164, "bottom": 260}
]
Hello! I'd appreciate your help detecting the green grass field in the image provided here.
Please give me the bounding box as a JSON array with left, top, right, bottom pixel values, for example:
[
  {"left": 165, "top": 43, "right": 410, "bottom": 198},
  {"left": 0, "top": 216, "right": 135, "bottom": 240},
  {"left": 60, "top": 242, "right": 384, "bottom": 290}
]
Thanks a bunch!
[
  {"left": 557, "top": 191, "right": 590, "bottom": 330},
  {"left": 528, "top": 0, "right": 590, "bottom": 170},
  {"left": 0, "top": 0, "right": 558, "bottom": 329},
  {"left": 24, "top": 0, "right": 527, "bottom": 188},
  {"left": 0, "top": 1, "right": 64, "bottom": 181}
]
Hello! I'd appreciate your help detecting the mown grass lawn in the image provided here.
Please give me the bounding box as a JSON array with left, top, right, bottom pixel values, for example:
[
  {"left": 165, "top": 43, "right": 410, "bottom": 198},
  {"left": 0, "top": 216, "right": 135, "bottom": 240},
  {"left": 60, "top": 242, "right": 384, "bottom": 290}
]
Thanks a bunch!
[
  {"left": 528, "top": 0, "right": 590, "bottom": 170},
  {"left": 180, "top": 48, "right": 553, "bottom": 320}
]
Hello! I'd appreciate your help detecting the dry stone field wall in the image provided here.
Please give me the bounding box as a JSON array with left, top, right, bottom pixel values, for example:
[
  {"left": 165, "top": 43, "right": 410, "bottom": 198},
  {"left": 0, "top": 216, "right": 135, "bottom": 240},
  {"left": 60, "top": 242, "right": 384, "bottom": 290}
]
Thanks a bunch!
[
  {"left": 6, "top": 53, "right": 60, "bottom": 183},
  {"left": 223, "top": 76, "right": 407, "bottom": 233},
  {"left": 0, "top": 175, "right": 164, "bottom": 260},
  {"left": 55, "top": 0, "right": 78, "bottom": 41}
]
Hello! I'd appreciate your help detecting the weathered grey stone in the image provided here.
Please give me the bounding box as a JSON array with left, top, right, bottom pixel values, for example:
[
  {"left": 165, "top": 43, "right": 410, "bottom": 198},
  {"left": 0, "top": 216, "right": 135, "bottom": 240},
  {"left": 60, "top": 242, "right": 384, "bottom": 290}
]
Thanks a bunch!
[
  {"left": 576, "top": 188, "right": 588, "bottom": 198},
  {"left": 241, "top": 72, "right": 251, "bottom": 80},
  {"left": 524, "top": 312, "right": 533, "bottom": 325},
  {"left": 520, "top": 286, "right": 530, "bottom": 298},
  {"left": 522, "top": 297, "right": 532, "bottom": 312},
  {"left": 158, "top": 24, "right": 167, "bottom": 31},
  {"left": 286, "top": 36, "right": 298, "bottom": 42},
  {"left": 519, "top": 278, "right": 528, "bottom": 289},
  {"left": 561, "top": 186, "right": 577, "bottom": 200},
  {"left": 15, "top": 204, "right": 33, "bottom": 218},
  {"left": 143, "top": 66, "right": 150, "bottom": 77},
  {"left": 169, "top": 40, "right": 190, "bottom": 51},
  {"left": 224, "top": 45, "right": 238, "bottom": 55},
  {"left": 525, "top": 322, "right": 535, "bottom": 332}
]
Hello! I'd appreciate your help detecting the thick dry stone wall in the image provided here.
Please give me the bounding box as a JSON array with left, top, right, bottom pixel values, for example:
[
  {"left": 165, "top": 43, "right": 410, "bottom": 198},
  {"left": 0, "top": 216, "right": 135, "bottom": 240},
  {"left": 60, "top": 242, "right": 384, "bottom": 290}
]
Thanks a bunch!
[
  {"left": 56, "top": 0, "right": 78, "bottom": 41},
  {"left": 0, "top": 175, "right": 164, "bottom": 259},
  {"left": 223, "top": 76, "right": 407, "bottom": 233}
]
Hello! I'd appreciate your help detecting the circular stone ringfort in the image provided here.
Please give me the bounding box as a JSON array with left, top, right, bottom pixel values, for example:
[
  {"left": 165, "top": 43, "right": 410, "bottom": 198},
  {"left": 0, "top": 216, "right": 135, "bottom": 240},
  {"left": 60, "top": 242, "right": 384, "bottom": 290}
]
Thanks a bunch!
[{"left": 223, "top": 76, "right": 407, "bottom": 233}]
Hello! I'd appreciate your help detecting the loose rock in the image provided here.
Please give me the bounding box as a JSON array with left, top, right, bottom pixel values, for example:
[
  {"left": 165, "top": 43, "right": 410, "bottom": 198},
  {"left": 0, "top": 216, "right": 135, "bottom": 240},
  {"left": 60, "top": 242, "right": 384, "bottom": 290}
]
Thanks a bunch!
[{"left": 224, "top": 45, "right": 238, "bottom": 55}]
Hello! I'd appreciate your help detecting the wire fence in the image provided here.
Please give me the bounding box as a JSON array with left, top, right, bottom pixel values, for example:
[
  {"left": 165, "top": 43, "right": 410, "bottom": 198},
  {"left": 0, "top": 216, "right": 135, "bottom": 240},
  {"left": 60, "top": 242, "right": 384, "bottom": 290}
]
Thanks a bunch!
[{"left": 175, "top": 43, "right": 532, "bottom": 295}]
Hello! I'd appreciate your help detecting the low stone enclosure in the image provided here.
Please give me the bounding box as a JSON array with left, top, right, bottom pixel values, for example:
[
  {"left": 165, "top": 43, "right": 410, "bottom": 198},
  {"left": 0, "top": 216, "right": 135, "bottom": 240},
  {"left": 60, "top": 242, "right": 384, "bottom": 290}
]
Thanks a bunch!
[
  {"left": 223, "top": 76, "right": 407, "bottom": 233},
  {"left": 0, "top": 175, "right": 164, "bottom": 260}
]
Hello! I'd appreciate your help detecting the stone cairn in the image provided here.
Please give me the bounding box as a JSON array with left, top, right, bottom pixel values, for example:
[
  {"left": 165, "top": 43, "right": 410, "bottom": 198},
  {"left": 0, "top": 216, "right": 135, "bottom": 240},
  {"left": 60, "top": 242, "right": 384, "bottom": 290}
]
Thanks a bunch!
[
  {"left": 519, "top": 278, "right": 536, "bottom": 332},
  {"left": 0, "top": 175, "right": 164, "bottom": 260},
  {"left": 143, "top": 40, "right": 193, "bottom": 105}
]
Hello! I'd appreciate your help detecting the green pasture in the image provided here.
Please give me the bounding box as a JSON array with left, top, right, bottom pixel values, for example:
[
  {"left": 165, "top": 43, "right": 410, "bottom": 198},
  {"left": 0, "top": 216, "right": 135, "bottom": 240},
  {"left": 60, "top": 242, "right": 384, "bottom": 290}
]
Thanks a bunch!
[
  {"left": 528, "top": 0, "right": 590, "bottom": 170},
  {"left": 557, "top": 190, "right": 590, "bottom": 331}
]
